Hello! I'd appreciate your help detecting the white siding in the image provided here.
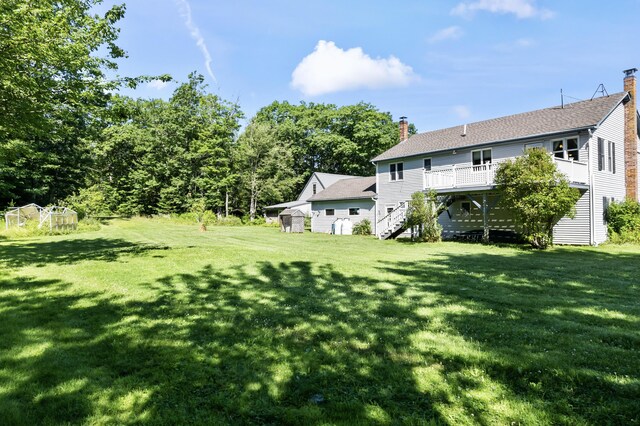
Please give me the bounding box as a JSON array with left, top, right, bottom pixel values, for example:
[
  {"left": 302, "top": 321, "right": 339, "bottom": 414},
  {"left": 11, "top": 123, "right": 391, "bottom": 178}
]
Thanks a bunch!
[
  {"left": 311, "top": 199, "right": 375, "bottom": 234},
  {"left": 374, "top": 136, "right": 587, "bottom": 228},
  {"left": 298, "top": 175, "right": 324, "bottom": 203},
  {"left": 553, "top": 189, "right": 591, "bottom": 245},
  {"left": 591, "top": 103, "right": 627, "bottom": 244}
]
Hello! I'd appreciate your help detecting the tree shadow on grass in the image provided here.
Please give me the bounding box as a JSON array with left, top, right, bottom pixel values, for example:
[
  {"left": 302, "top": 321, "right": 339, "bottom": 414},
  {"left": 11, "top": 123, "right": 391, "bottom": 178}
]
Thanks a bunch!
[
  {"left": 378, "top": 248, "right": 640, "bottom": 425},
  {"left": 1, "top": 249, "right": 639, "bottom": 424},
  {"left": 0, "top": 238, "right": 170, "bottom": 268},
  {"left": 0, "top": 261, "right": 446, "bottom": 425}
]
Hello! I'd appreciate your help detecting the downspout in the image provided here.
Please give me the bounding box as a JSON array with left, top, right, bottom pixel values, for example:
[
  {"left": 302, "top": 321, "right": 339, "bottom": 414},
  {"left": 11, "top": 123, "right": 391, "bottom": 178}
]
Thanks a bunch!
[
  {"left": 373, "top": 161, "right": 379, "bottom": 237},
  {"left": 588, "top": 128, "right": 596, "bottom": 246}
]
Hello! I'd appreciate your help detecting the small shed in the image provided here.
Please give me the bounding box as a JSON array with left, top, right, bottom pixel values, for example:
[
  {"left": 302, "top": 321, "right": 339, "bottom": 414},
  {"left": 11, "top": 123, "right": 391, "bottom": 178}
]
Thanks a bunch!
[{"left": 279, "top": 209, "right": 305, "bottom": 233}]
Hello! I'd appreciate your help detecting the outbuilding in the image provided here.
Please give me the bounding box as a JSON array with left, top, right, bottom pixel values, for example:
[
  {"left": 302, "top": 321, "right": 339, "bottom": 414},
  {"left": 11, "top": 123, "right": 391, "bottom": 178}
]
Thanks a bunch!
[{"left": 279, "top": 208, "right": 305, "bottom": 233}]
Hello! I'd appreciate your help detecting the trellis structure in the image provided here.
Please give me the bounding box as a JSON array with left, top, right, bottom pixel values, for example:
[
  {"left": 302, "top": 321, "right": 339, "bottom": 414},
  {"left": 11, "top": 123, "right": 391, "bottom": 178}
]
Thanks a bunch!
[{"left": 4, "top": 204, "right": 78, "bottom": 231}]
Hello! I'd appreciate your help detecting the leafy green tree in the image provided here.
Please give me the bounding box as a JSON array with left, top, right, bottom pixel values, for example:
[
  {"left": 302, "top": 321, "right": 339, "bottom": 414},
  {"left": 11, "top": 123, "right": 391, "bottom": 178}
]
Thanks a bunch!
[
  {"left": 233, "top": 120, "right": 300, "bottom": 220},
  {"left": 0, "top": 0, "right": 169, "bottom": 207},
  {"left": 255, "top": 101, "right": 405, "bottom": 195},
  {"left": 93, "top": 75, "right": 242, "bottom": 215},
  {"left": 495, "top": 148, "right": 581, "bottom": 249},
  {"left": 406, "top": 190, "right": 442, "bottom": 242}
]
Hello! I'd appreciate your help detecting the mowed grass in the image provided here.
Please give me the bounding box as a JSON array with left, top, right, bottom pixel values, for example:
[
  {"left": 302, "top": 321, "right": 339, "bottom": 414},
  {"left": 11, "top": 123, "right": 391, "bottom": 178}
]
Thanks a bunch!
[{"left": 0, "top": 218, "right": 639, "bottom": 425}]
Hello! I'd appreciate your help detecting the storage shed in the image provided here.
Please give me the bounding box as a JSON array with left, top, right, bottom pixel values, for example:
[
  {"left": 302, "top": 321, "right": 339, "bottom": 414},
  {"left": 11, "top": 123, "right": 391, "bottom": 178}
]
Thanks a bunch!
[{"left": 279, "top": 209, "right": 305, "bottom": 233}]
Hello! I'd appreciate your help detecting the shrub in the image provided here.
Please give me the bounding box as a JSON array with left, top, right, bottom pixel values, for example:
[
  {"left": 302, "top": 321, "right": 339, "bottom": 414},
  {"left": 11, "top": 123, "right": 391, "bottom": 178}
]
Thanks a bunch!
[
  {"left": 216, "top": 216, "right": 243, "bottom": 226},
  {"left": 63, "top": 184, "right": 113, "bottom": 219},
  {"left": 406, "top": 190, "right": 442, "bottom": 242},
  {"left": 353, "top": 219, "right": 372, "bottom": 235},
  {"left": 606, "top": 199, "right": 640, "bottom": 234}
]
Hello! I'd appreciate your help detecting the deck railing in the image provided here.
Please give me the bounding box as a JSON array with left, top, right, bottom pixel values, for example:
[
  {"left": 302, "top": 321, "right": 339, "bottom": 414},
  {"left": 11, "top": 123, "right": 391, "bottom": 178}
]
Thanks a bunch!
[
  {"left": 424, "top": 157, "right": 588, "bottom": 190},
  {"left": 376, "top": 202, "right": 406, "bottom": 238}
]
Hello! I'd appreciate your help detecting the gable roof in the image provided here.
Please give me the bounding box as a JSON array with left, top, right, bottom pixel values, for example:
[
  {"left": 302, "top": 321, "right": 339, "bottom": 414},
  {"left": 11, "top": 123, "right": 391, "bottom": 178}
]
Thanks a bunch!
[
  {"left": 296, "top": 172, "right": 357, "bottom": 201},
  {"left": 307, "top": 176, "right": 376, "bottom": 202},
  {"left": 372, "top": 92, "right": 628, "bottom": 162},
  {"left": 279, "top": 208, "right": 305, "bottom": 217},
  {"left": 264, "top": 200, "right": 307, "bottom": 210}
]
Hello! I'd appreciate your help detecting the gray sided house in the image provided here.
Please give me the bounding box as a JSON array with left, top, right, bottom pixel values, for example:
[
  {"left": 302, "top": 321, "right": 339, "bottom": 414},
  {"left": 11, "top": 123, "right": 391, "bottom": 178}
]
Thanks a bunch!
[
  {"left": 373, "top": 69, "right": 640, "bottom": 245},
  {"left": 264, "top": 172, "right": 355, "bottom": 222},
  {"left": 308, "top": 176, "right": 377, "bottom": 234}
]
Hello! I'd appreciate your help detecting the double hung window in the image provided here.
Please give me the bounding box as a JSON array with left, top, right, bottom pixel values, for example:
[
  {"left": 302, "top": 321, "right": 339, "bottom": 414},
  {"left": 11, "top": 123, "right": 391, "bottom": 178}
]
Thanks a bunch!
[{"left": 390, "top": 163, "right": 404, "bottom": 181}]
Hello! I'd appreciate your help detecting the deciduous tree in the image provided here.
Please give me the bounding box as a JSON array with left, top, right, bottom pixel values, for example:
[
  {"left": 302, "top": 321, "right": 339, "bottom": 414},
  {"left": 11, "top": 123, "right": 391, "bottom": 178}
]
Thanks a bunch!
[{"left": 495, "top": 148, "right": 581, "bottom": 249}]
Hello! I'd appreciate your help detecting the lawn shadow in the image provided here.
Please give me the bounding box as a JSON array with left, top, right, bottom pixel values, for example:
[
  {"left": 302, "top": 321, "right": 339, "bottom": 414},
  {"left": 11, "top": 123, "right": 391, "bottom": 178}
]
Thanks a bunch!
[
  {"left": 0, "top": 238, "right": 170, "bottom": 268},
  {"left": 1, "top": 248, "right": 639, "bottom": 424},
  {"left": 377, "top": 248, "right": 640, "bottom": 424},
  {"left": 0, "top": 261, "right": 446, "bottom": 424}
]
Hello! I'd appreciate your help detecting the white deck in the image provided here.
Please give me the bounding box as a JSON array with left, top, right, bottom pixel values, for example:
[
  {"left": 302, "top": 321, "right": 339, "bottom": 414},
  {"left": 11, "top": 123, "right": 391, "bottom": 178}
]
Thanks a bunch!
[{"left": 423, "top": 157, "right": 588, "bottom": 190}]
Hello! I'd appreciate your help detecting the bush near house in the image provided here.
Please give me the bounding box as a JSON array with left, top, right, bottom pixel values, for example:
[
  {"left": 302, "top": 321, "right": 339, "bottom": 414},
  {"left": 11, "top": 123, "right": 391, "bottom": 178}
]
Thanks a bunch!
[
  {"left": 352, "top": 218, "right": 371, "bottom": 235},
  {"left": 607, "top": 199, "right": 640, "bottom": 243}
]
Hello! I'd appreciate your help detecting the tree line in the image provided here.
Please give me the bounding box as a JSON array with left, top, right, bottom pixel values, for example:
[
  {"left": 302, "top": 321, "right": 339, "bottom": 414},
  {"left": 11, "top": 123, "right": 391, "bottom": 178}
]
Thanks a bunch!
[{"left": 0, "top": 1, "right": 407, "bottom": 219}]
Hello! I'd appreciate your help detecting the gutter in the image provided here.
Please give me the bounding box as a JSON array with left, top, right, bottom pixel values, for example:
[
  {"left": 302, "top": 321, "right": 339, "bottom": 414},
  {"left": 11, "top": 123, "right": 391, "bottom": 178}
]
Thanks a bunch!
[{"left": 371, "top": 126, "right": 597, "bottom": 164}]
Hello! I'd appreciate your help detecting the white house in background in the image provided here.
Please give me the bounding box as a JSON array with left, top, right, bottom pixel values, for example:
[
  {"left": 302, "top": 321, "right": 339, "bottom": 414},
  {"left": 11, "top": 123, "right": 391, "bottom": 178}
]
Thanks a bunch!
[
  {"left": 264, "top": 172, "right": 356, "bottom": 222},
  {"left": 307, "top": 176, "right": 377, "bottom": 234},
  {"left": 372, "top": 69, "right": 640, "bottom": 245}
]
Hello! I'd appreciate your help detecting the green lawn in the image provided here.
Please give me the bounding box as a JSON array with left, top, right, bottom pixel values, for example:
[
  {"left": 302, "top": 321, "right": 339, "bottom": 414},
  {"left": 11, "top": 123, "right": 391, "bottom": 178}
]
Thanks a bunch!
[{"left": 1, "top": 218, "right": 639, "bottom": 425}]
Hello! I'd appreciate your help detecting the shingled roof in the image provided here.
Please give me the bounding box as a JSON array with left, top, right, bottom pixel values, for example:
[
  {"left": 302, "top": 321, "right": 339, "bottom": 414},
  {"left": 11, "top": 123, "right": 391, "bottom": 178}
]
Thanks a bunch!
[
  {"left": 307, "top": 176, "right": 376, "bottom": 202},
  {"left": 372, "top": 92, "right": 628, "bottom": 162}
]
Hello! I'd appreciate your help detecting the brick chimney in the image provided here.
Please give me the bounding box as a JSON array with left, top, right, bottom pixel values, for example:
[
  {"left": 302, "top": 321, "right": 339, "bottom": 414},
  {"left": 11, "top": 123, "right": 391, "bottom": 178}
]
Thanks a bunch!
[
  {"left": 624, "top": 68, "right": 638, "bottom": 201},
  {"left": 399, "top": 116, "right": 408, "bottom": 141}
]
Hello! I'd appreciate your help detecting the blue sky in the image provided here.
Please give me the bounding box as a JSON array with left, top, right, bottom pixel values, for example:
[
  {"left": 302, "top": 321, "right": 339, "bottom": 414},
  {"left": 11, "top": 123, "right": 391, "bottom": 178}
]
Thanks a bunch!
[{"left": 110, "top": 0, "right": 640, "bottom": 132}]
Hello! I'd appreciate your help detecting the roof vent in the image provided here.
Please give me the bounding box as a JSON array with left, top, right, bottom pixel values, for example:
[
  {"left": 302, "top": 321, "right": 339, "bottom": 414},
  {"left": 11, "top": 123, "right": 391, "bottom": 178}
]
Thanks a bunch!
[{"left": 461, "top": 124, "right": 467, "bottom": 137}]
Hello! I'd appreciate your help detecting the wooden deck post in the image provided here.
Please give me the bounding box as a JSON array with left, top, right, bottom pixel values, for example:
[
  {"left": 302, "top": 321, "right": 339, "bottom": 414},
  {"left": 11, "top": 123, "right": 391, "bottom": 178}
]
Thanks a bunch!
[{"left": 482, "top": 193, "right": 489, "bottom": 243}]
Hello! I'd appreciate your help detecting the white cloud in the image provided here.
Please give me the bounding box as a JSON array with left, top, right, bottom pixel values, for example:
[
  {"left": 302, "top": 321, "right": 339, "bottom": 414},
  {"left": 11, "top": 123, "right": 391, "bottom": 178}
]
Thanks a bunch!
[
  {"left": 428, "top": 26, "right": 464, "bottom": 44},
  {"left": 147, "top": 79, "right": 170, "bottom": 90},
  {"left": 453, "top": 105, "right": 471, "bottom": 120},
  {"left": 494, "top": 37, "right": 537, "bottom": 52},
  {"left": 451, "top": 0, "right": 554, "bottom": 19},
  {"left": 175, "top": 0, "right": 217, "bottom": 83},
  {"left": 290, "top": 40, "right": 417, "bottom": 96}
]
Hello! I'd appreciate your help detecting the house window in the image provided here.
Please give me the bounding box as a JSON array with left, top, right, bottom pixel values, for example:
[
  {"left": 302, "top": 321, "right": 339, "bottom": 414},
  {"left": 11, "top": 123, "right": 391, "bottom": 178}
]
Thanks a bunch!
[
  {"left": 386, "top": 205, "right": 395, "bottom": 214},
  {"left": 471, "top": 149, "right": 492, "bottom": 166},
  {"left": 608, "top": 141, "right": 616, "bottom": 174},
  {"left": 598, "top": 138, "right": 605, "bottom": 171},
  {"left": 349, "top": 208, "right": 360, "bottom": 216},
  {"left": 524, "top": 142, "right": 544, "bottom": 151},
  {"left": 312, "top": 183, "right": 317, "bottom": 195},
  {"left": 461, "top": 202, "right": 471, "bottom": 216},
  {"left": 423, "top": 158, "right": 432, "bottom": 171},
  {"left": 390, "top": 162, "right": 404, "bottom": 181},
  {"left": 553, "top": 137, "right": 579, "bottom": 161},
  {"left": 325, "top": 209, "right": 334, "bottom": 216}
]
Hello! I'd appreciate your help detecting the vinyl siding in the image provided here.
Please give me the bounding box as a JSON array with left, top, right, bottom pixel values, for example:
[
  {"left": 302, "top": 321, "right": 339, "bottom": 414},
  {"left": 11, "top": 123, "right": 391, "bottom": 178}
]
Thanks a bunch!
[
  {"left": 553, "top": 189, "right": 591, "bottom": 245},
  {"left": 374, "top": 135, "right": 587, "bottom": 234},
  {"left": 311, "top": 199, "right": 375, "bottom": 234},
  {"left": 591, "top": 103, "right": 626, "bottom": 244},
  {"left": 298, "top": 175, "right": 324, "bottom": 203}
]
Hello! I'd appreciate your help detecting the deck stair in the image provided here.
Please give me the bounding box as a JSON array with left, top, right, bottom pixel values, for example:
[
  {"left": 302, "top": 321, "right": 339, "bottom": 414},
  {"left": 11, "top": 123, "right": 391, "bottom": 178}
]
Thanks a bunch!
[{"left": 377, "top": 202, "right": 407, "bottom": 240}]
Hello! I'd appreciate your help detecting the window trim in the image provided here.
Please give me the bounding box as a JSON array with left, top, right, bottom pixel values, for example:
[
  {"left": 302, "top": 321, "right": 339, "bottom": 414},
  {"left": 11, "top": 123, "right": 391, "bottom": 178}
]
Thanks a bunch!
[
  {"left": 325, "top": 208, "right": 335, "bottom": 216},
  {"left": 312, "top": 183, "right": 317, "bottom": 195},
  {"left": 553, "top": 137, "right": 579, "bottom": 161},
  {"left": 348, "top": 207, "right": 360, "bottom": 216},
  {"left": 389, "top": 162, "right": 404, "bottom": 181},
  {"left": 471, "top": 148, "right": 492, "bottom": 169}
]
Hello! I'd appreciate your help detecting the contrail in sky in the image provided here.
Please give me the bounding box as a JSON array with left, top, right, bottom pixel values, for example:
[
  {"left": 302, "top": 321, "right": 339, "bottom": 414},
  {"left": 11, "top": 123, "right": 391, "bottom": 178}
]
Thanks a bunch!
[{"left": 175, "top": 0, "right": 217, "bottom": 83}]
